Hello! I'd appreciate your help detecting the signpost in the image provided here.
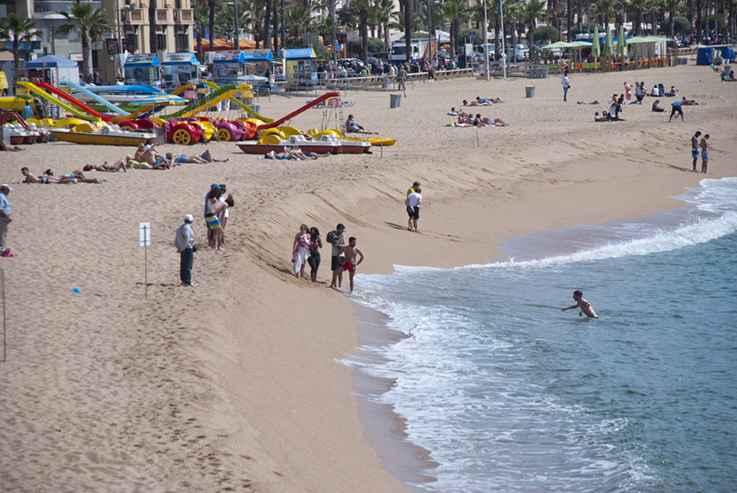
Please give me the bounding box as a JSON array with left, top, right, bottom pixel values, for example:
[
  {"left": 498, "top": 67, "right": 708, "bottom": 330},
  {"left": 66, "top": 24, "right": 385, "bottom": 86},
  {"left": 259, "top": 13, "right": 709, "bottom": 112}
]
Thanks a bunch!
[{"left": 139, "top": 222, "right": 150, "bottom": 298}]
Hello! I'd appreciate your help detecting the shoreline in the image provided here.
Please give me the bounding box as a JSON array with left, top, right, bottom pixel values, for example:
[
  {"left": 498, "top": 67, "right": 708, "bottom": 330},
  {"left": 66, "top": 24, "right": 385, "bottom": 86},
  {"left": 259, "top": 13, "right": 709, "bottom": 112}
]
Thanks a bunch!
[
  {"left": 1, "top": 64, "right": 735, "bottom": 492},
  {"left": 345, "top": 177, "right": 729, "bottom": 492}
]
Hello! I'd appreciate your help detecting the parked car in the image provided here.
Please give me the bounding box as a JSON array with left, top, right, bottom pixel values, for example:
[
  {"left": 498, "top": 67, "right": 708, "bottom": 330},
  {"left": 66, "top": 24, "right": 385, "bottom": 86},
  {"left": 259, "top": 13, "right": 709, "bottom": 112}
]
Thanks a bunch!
[{"left": 367, "top": 56, "right": 390, "bottom": 74}]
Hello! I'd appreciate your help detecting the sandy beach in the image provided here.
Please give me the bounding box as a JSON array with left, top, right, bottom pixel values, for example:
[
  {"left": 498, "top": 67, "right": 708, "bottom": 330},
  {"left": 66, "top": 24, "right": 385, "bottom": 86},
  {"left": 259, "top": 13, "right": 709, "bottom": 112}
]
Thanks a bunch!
[{"left": 1, "top": 62, "right": 736, "bottom": 492}]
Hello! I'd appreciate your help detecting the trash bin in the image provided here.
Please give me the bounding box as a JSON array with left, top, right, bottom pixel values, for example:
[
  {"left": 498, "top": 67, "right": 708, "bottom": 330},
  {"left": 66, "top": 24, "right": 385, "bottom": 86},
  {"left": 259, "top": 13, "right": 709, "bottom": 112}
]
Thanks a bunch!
[
  {"left": 539, "top": 66, "right": 549, "bottom": 79},
  {"left": 525, "top": 86, "right": 535, "bottom": 98},
  {"left": 252, "top": 104, "right": 261, "bottom": 114},
  {"left": 390, "top": 93, "right": 402, "bottom": 108},
  {"left": 382, "top": 77, "right": 390, "bottom": 89},
  {"left": 528, "top": 67, "right": 536, "bottom": 78}
]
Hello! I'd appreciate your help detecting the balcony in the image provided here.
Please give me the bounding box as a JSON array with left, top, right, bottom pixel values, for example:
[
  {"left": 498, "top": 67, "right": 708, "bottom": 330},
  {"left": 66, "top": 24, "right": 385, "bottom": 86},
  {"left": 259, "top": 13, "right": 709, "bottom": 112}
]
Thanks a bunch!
[
  {"left": 174, "top": 8, "right": 193, "bottom": 24},
  {"left": 33, "top": 0, "right": 101, "bottom": 19},
  {"left": 156, "top": 8, "right": 173, "bottom": 24},
  {"left": 122, "top": 8, "right": 144, "bottom": 25}
]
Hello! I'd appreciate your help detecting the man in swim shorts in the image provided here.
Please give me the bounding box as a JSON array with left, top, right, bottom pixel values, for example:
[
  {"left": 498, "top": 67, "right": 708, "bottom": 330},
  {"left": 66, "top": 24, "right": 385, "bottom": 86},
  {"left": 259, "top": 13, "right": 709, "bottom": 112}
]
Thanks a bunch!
[
  {"left": 405, "top": 187, "right": 422, "bottom": 232},
  {"left": 336, "top": 236, "right": 364, "bottom": 293},
  {"left": 691, "top": 131, "right": 701, "bottom": 171},
  {"left": 206, "top": 188, "right": 228, "bottom": 251},
  {"left": 562, "top": 290, "right": 598, "bottom": 318},
  {"left": 329, "top": 223, "right": 346, "bottom": 289},
  {"left": 700, "top": 134, "right": 710, "bottom": 174}
]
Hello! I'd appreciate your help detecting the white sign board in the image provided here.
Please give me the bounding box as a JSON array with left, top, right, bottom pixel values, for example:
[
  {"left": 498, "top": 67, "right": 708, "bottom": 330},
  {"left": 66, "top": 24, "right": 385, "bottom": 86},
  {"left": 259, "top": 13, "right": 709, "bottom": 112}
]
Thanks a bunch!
[
  {"left": 347, "top": 31, "right": 359, "bottom": 42},
  {"left": 139, "top": 222, "right": 151, "bottom": 247}
]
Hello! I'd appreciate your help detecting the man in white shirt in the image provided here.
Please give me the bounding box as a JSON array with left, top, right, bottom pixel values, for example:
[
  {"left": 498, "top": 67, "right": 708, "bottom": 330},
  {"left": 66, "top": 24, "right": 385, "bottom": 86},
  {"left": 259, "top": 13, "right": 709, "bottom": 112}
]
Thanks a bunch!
[
  {"left": 561, "top": 71, "right": 570, "bottom": 102},
  {"left": 0, "top": 184, "right": 13, "bottom": 257},
  {"left": 175, "top": 214, "right": 196, "bottom": 286},
  {"left": 405, "top": 187, "right": 422, "bottom": 232}
]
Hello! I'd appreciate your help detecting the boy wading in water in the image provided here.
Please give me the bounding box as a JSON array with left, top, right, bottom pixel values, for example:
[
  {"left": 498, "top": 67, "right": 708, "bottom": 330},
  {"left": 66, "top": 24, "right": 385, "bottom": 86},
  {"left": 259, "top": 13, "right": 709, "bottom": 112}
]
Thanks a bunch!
[
  {"left": 336, "top": 236, "right": 364, "bottom": 293},
  {"left": 562, "top": 290, "right": 598, "bottom": 318}
]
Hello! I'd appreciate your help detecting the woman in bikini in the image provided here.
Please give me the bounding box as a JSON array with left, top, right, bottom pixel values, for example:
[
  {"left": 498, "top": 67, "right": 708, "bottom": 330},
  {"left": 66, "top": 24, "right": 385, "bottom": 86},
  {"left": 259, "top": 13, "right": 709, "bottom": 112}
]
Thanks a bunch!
[
  {"left": 291, "top": 224, "right": 311, "bottom": 279},
  {"left": 307, "top": 227, "right": 323, "bottom": 282}
]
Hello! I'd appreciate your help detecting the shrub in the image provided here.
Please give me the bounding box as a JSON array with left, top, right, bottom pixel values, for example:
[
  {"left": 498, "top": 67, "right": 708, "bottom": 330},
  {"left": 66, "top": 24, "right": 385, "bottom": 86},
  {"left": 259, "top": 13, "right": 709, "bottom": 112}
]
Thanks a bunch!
[
  {"left": 533, "top": 25, "right": 559, "bottom": 43},
  {"left": 673, "top": 16, "right": 691, "bottom": 35}
]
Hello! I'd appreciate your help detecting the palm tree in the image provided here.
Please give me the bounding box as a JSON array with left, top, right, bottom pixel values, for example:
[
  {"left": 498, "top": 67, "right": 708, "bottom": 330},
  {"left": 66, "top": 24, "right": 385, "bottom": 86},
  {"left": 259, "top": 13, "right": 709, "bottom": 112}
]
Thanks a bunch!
[
  {"left": 356, "top": 0, "right": 371, "bottom": 66},
  {"left": 284, "top": 2, "right": 314, "bottom": 43},
  {"left": 149, "top": 0, "right": 158, "bottom": 53},
  {"left": 208, "top": 0, "right": 216, "bottom": 51},
  {"left": 404, "top": 0, "right": 412, "bottom": 64},
  {"left": 0, "top": 13, "right": 43, "bottom": 87},
  {"left": 442, "top": 0, "right": 470, "bottom": 61},
  {"left": 627, "top": 0, "right": 649, "bottom": 34},
  {"left": 57, "top": 0, "right": 112, "bottom": 78},
  {"left": 592, "top": 0, "right": 616, "bottom": 27},
  {"left": 523, "top": 0, "right": 546, "bottom": 54},
  {"left": 567, "top": 0, "right": 573, "bottom": 39},
  {"left": 194, "top": 1, "right": 209, "bottom": 61},
  {"left": 374, "top": 0, "right": 395, "bottom": 51},
  {"left": 695, "top": 0, "right": 702, "bottom": 41}
]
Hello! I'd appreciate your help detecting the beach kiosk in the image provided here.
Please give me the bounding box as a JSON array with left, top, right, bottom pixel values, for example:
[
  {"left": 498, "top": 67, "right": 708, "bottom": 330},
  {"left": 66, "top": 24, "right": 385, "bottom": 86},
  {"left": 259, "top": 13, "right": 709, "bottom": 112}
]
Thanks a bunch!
[
  {"left": 240, "top": 49, "right": 274, "bottom": 77},
  {"left": 124, "top": 54, "right": 163, "bottom": 89},
  {"left": 163, "top": 52, "right": 201, "bottom": 91},
  {"left": 212, "top": 51, "right": 242, "bottom": 85},
  {"left": 25, "top": 55, "right": 80, "bottom": 87},
  {"left": 285, "top": 48, "right": 317, "bottom": 87}
]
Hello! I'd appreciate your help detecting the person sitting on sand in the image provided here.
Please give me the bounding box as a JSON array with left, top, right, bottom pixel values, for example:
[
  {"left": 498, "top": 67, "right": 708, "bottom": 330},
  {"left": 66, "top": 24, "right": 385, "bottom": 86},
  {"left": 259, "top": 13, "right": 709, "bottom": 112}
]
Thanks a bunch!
[
  {"left": 135, "top": 144, "right": 166, "bottom": 166},
  {"left": 82, "top": 161, "right": 128, "bottom": 172},
  {"left": 44, "top": 169, "right": 100, "bottom": 183},
  {"left": 680, "top": 96, "right": 699, "bottom": 106},
  {"left": 448, "top": 107, "right": 458, "bottom": 116},
  {"left": 0, "top": 139, "right": 23, "bottom": 152},
  {"left": 21, "top": 167, "right": 77, "bottom": 184},
  {"left": 472, "top": 114, "right": 488, "bottom": 127},
  {"left": 658, "top": 83, "right": 666, "bottom": 96},
  {"left": 577, "top": 100, "right": 601, "bottom": 105},
  {"left": 593, "top": 111, "right": 604, "bottom": 122},
  {"left": 562, "top": 290, "right": 598, "bottom": 318},
  {"left": 345, "top": 114, "right": 378, "bottom": 134},
  {"left": 456, "top": 114, "right": 473, "bottom": 125},
  {"left": 650, "top": 85, "right": 660, "bottom": 97},
  {"left": 665, "top": 85, "right": 678, "bottom": 97},
  {"left": 652, "top": 100, "right": 665, "bottom": 112}
]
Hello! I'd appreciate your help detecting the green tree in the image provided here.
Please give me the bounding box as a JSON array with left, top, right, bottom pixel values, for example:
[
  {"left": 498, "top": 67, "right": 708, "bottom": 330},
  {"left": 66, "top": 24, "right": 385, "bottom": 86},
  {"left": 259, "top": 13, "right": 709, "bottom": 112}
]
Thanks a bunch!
[
  {"left": 284, "top": 2, "right": 315, "bottom": 43},
  {"left": 592, "top": 0, "right": 617, "bottom": 27},
  {"left": 442, "top": 0, "right": 470, "bottom": 61},
  {"left": 0, "top": 13, "right": 43, "bottom": 87},
  {"left": 373, "top": 0, "right": 395, "bottom": 51},
  {"left": 57, "top": 0, "right": 112, "bottom": 78},
  {"left": 523, "top": 0, "right": 546, "bottom": 52},
  {"left": 659, "top": 0, "right": 686, "bottom": 37},
  {"left": 626, "top": 0, "right": 649, "bottom": 34},
  {"left": 194, "top": 1, "right": 209, "bottom": 62}
]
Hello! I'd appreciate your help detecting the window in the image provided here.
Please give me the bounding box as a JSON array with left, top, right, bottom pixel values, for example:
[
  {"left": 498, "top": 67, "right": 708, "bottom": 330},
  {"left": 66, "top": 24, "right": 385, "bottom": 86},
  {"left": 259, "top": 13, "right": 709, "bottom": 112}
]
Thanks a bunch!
[
  {"left": 157, "top": 34, "right": 167, "bottom": 50},
  {"left": 125, "top": 34, "right": 138, "bottom": 53},
  {"left": 176, "top": 33, "right": 189, "bottom": 52}
]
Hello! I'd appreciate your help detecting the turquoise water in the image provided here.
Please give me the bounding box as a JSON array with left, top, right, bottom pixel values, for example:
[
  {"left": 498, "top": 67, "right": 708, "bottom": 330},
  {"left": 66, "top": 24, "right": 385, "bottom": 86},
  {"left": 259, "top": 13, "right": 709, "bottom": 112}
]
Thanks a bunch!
[{"left": 353, "top": 178, "right": 737, "bottom": 492}]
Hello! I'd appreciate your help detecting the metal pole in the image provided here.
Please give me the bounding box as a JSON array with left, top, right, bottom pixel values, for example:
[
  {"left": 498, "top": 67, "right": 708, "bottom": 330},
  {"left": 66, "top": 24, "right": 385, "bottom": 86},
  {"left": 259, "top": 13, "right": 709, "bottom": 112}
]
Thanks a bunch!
[
  {"left": 428, "top": 0, "right": 432, "bottom": 64},
  {"left": 483, "top": 0, "right": 489, "bottom": 80},
  {"left": 587, "top": 0, "right": 590, "bottom": 36},
  {"left": 500, "top": 0, "right": 506, "bottom": 79},
  {"left": 332, "top": 0, "right": 337, "bottom": 67},
  {"left": 1, "top": 269, "right": 6, "bottom": 362},
  {"left": 281, "top": 0, "right": 286, "bottom": 56},
  {"left": 144, "top": 226, "right": 148, "bottom": 299}
]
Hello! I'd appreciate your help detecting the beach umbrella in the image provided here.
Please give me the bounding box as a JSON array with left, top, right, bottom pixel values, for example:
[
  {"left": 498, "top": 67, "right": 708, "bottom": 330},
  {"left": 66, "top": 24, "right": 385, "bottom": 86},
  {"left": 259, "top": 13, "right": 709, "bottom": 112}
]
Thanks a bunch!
[
  {"left": 592, "top": 27, "right": 601, "bottom": 58},
  {"left": 617, "top": 26, "right": 628, "bottom": 57},
  {"left": 604, "top": 26, "right": 614, "bottom": 58}
]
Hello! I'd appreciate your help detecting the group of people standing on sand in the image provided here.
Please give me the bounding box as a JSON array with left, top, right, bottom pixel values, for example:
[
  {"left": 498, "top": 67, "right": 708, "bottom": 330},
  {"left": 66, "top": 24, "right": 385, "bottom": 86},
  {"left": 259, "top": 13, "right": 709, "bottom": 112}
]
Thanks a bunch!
[
  {"left": 174, "top": 183, "right": 234, "bottom": 287},
  {"left": 691, "top": 131, "right": 710, "bottom": 173},
  {"left": 291, "top": 222, "right": 364, "bottom": 293}
]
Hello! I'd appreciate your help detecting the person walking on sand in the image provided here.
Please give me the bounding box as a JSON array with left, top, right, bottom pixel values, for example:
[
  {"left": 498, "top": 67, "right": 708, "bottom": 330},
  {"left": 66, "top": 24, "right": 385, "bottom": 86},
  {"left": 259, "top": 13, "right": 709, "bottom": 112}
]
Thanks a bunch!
[
  {"left": 561, "top": 71, "right": 570, "bottom": 102},
  {"left": 308, "top": 227, "right": 323, "bottom": 283},
  {"left": 175, "top": 214, "right": 197, "bottom": 287},
  {"left": 623, "top": 81, "right": 632, "bottom": 102},
  {"left": 292, "top": 224, "right": 311, "bottom": 279},
  {"left": 0, "top": 184, "right": 15, "bottom": 258},
  {"left": 700, "top": 134, "right": 710, "bottom": 174},
  {"left": 407, "top": 181, "right": 420, "bottom": 196},
  {"left": 405, "top": 187, "right": 422, "bottom": 232},
  {"left": 691, "top": 131, "right": 702, "bottom": 171},
  {"left": 562, "top": 290, "right": 597, "bottom": 318},
  {"left": 336, "top": 237, "right": 364, "bottom": 293},
  {"left": 206, "top": 188, "right": 228, "bottom": 251},
  {"left": 329, "top": 223, "right": 346, "bottom": 289},
  {"left": 397, "top": 64, "right": 408, "bottom": 96},
  {"left": 669, "top": 98, "right": 684, "bottom": 122}
]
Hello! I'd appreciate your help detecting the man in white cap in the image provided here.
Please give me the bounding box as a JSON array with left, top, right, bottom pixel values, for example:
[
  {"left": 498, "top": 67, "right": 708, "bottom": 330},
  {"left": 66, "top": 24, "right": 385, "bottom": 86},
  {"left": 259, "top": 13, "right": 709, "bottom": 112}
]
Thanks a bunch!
[
  {"left": 175, "top": 214, "right": 196, "bottom": 286},
  {"left": 0, "top": 184, "right": 13, "bottom": 257}
]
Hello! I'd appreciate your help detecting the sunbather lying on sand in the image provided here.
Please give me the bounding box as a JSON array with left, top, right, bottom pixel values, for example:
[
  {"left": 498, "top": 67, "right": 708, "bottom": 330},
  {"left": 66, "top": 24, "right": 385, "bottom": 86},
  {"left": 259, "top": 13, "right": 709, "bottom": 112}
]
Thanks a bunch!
[
  {"left": 265, "top": 149, "right": 330, "bottom": 160},
  {"left": 21, "top": 167, "right": 77, "bottom": 183},
  {"left": 476, "top": 96, "right": 504, "bottom": 104},
  {"left": 125, "top": 156, "right": 169, "bottom": 169},
  {"left": 1, "top": 139, "right": 23, "bottom": 152},
  {"left": 44, "top": 169, "right": 101, "bottom": 183},
  {"left": 82, "top": 161, "right": 128, "bottom": 172},
  {"left": 577, "top": 100, "right": 601, "bottom": 104}
]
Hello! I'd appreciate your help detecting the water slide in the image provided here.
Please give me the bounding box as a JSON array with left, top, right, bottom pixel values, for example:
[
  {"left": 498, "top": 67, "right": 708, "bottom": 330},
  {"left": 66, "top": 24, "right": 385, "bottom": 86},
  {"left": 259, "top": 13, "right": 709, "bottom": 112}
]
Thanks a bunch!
[
  {"left": 204, "top": 81, "right": 274, "bottom": 123},
  {"left": 61, "top": 80, "right": 130, "bottom": 116},
  {"left": 258, "top": 92, "right": 340, "bottom": 130},
  {"left": 36, "top": 81, "right": 112, "bottom": 121},
  {"left": 17, "top": 81, "right": 102, "bottom": 122},
  {"left": 167, "top": 85, "right": 242, "bottom": 118}
]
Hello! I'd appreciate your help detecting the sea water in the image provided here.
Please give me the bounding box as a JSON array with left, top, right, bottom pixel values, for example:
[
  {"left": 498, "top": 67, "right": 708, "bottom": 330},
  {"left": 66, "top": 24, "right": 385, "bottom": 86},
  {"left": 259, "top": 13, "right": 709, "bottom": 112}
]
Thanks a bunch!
[{"left": 351, "top": 178, "right": 737, "bottom": 493}]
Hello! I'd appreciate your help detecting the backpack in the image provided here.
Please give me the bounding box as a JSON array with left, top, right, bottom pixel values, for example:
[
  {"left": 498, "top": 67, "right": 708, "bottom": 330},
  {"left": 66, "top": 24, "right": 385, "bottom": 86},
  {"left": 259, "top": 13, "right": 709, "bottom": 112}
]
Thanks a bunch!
[{"left": 326, "top": 230, "right": 338, "bottom": 245}]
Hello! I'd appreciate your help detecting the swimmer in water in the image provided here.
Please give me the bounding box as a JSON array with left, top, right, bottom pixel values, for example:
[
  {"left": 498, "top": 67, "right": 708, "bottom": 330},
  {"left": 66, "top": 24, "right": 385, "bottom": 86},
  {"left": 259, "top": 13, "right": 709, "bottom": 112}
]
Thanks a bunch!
[{"left": 561, "top": 290, "right": 598, "bottom": 318}]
